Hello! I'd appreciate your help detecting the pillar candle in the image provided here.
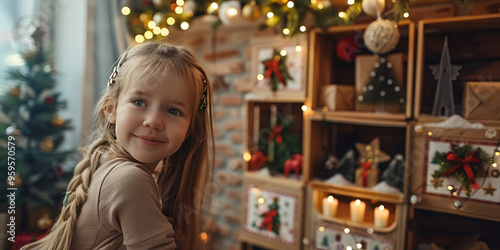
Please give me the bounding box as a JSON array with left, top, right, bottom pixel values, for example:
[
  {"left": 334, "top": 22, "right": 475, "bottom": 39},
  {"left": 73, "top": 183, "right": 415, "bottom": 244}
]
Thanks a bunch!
[
  {"left": 374, "top": 205, "right": 389, "bottom": 227},
  {"left": 350, "top": 199, "right": 366, "bottom": 223},
  {"left": 322, "top": 195, "right": 338, "bottom": 217}
]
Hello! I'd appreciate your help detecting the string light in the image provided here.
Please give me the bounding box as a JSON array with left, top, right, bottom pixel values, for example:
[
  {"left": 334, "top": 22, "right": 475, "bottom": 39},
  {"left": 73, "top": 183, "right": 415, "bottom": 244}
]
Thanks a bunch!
[
  {"left": 280, "top": 49, "right": 287, "bottom": 56},
  {"left": 180, "top": 21, "right": 190, "bottom": 30},
  {"left": 257, "top": 74, "right": 264, "bottom": 80},
  {"left": 144, "top": 31, "right": 153, "bottom": 39},
  {"left": 175, "top": 6, "right": 184, "bottom": 14},
  {"left": 301, "top": 105, "right": 308, "bottom": 111},
  {"left": 227, "top": 7, "right": 238, "bottom": 16},
  {"left": 152, "top": 27, "right": 161, "bottom": 34},
  {"left": 135, "top": 34, "right": 145, "bottom": 43},
  {"left": 176, "top": 0, "right": 184, "bottom": 6},
  {"left": 403, "top": 12, "right": 409, "bottom": 18},
  {"left": 121, "top": 6, "right": 131, "bottom": 15},
  {"left": 167, "top": 17, "right": 176, "bottom": 25},
  {"left": 318, "top": 226, "right": 325, "bottom": 232},
  {"left": 258, "top": 197, "right": 265, "bottom": 203},
  {"left": 323, "top": 106, "right": 329, "bottom": 112},
  {"left": 283, "top": 28, "right": 290, "bottom": 35},
  {"left": 344, "top": 227, "right": 350, "bottom": 234},
  {"left": 299, "top": 25, "right": 306, "bottom": 32},
  {"left": 267, "top": 12, "right": 274, "bottom": 18},
  {"left": 338, "top": 11, "right": 347, "bottom": 18},
  {"left": 160, "top": 28, "right": 169, "bottom": 36},
  {"left": 347, "top": 0, "right": 355, "bottom": 5},
  {"left": 207, "top": 2, "right": 218, "bottom": 13},
  {"left": 147, "top": 21, "right": 156, "bottom": 29},
  {"left": 295, "top": 45, "right": 302, "bottom": 51},
  {"left": 356, "top": 242, "right": 363, "bottom": 249},
  {"left": 287, "top": 1, "right": 294, "bottom": 8}
]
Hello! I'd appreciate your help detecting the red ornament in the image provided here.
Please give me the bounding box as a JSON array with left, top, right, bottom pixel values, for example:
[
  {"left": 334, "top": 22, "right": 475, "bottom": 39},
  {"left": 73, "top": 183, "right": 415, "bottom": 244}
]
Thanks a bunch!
[
  {"left": 249, "top": 151, "right": 268, "bottom": 171},
  {"left": 44, "top": 96, "right": 55, "bottom": 104},
  {"left": 336, "top": 37, "right": 361, "bottom": 62},
  {"left": 284, "top": 154, "right": 303, "bottom": 179}
]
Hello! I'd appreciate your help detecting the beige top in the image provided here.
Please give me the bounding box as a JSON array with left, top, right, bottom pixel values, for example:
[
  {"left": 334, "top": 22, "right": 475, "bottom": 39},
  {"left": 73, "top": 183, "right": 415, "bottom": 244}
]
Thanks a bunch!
[{"left": 70, "top": 158, "right": 176, "bottom": 249}]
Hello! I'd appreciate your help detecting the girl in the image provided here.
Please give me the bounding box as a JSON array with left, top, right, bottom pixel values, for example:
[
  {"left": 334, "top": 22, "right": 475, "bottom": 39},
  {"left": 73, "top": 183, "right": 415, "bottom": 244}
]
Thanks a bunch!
[{"left": 23, "top": 40, "right": 214, "bottom": 250}]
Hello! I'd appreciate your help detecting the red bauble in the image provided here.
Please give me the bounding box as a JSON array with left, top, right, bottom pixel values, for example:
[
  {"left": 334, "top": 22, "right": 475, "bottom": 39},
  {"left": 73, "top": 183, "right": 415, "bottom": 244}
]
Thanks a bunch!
[
  {"left": 336, "top": 37, "right": 360, "bottom": 62},
  {"left": 44, "top": 96, "right": 55, "bottom": 104}
]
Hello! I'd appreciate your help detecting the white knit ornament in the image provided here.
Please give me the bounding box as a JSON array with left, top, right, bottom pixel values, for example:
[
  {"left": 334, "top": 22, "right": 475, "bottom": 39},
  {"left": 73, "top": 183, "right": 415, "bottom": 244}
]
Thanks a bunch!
[
  {"left": 364, "top": 19, "right": 400, "bottom": 54},
  {"left": 219, "top": 0, "right": 242, "bottom": 25},
  {"left": 362, "top": 0, "right": 385, "bottom": 18}
]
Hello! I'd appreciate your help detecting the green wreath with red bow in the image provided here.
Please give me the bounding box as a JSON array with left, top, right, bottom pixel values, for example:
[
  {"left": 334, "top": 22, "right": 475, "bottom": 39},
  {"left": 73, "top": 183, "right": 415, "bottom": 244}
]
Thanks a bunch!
[
  {"left": 262, "top": 49, "right": 293, "bottom": 91},
  {"left": 431, "top": 144, "right": 491, "bottom": 196}
]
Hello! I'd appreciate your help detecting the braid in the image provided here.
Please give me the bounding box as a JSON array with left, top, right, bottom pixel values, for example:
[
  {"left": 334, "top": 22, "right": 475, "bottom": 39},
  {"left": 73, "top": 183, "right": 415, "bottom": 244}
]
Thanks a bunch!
[{"left": 21, "top": 138, "right": 109, "bottom": 250}]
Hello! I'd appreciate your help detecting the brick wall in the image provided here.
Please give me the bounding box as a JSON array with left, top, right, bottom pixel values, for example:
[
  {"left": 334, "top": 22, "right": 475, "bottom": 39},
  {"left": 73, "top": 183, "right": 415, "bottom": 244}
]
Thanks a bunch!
[{"left": 167, "top": 21, "right": 276, "bottom": 249}]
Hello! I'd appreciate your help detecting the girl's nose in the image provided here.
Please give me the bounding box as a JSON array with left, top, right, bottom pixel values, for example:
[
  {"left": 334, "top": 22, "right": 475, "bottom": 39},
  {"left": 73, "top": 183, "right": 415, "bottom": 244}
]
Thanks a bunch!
[{"left": 143, "top": 110, "right": 164, "bottom": 130}]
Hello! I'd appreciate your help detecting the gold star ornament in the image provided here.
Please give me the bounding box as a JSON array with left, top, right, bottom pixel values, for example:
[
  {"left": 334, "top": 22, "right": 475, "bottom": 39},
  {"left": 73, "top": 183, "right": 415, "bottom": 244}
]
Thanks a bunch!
[
  {"left": 355, "top": 137, "right": 391, "bottom": 168},
  {"left": 483, "top": 182, "right": 497, "bottom": 196}
]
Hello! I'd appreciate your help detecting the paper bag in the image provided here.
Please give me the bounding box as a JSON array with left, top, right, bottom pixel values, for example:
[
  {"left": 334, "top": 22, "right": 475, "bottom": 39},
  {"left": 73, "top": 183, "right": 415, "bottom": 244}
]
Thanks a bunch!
[
  {"left": 463, "top": 81, "right": 500, "bottom": 120},
  {"left": 322, "top": 85, "right": 355, "bottom": 111}
]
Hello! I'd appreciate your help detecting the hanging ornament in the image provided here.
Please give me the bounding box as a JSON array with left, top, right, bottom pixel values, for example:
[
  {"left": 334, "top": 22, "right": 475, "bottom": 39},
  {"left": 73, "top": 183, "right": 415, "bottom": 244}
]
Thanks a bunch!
[
  {"left": 37, "top": 214, "right": 53, "bottom": 231},
  {"left": 52, "top": 115, "right": 64, "bottom": 126},
  {"left": 8, "top": 86, "right": 22, "bottom": 98},
  {"left": 219, "top": 1, "right": 242, "bottom": 25},
  {"left": 361, "top": 0, "right": 385, "bottom": 18},
  {"left": 410, "top": 194, "right": 421, "bottom": 205},
  {"left": 336, "top": 37, "right": 360, "bottom": 62},
  {"left": 152, "top": 0, "right": 170, "bottom": 9},
  {"left": 364, "top": 19, "right": 400, "bottom": 54},
  {"left": 453, "top": 200, "right": 463, "bottom": 208},
  {"left": 39, "top": 138, "right": 54, "bottom": 152},
  {"left": 6, "top": 173, "right": 22, "bottom": 188},
  {"left": 5, "top": 123, "right": 21, "bottom": 136},
  {"left": 272, "top": 0, "right": 288, "bottom": 5},
  {"left": 242, "top": 1, "right": 261, "bottom": 22}
]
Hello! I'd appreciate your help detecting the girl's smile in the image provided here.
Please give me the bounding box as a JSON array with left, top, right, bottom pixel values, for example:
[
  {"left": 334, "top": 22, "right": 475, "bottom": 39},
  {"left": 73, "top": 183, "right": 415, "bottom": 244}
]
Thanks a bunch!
[{"left": 133, "top": 134, "right": 167, "bottom": 146}]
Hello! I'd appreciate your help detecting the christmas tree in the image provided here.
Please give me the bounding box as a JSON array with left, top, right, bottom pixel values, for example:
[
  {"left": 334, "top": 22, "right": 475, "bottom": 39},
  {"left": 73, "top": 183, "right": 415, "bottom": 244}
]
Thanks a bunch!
[
  {"left": 357, "top": 56, "right": 405, "bottom": 112},
  {"left": 0, "top": 25, "right": 74, "bottom": 220},
  {"left": 381, "top": 154, "right": 405, "bottom": 192}
]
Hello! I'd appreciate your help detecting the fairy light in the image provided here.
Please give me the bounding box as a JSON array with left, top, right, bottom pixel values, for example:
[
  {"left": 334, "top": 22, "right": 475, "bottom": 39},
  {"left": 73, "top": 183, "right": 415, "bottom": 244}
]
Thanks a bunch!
[
  {"left": 167, "top": 17, "right": 176, "bottom": 25},
  {"left": 346, "top": 247, "right": 353, "bottom": 250},
  {"left": 356, "top": 242, "right": 363, "bottom": 249},
  {"left": 447, "top": 185, "right": 454, "bottom": 191},
  {"left": 258, "top": 197, "right": 265, "bottom": 203},
  {"left": 176, "top": 0, "right": 184, "bottom": 6},
  {"left": 323, "top": 106, "right": 329, "bottom": 112},
  {"left": 493, "top": 162, "right": 497, "bottom": 168},
  {"left": 243, "top": 151, "right": 252, "bottom": 162},
  {"left": 403, "top": 12, "right": 409, "bottom": 18},
  {"left": 283, "top": 28, "right": 290, "bottom": 35},
  {"left": 160, "top": 28, "right": 169, "bottom": 36},
  {"left": 295, "top": 45, "right": 302, "bottom": 51},
  {"left": 267, "top": 12, "right": 274, "bottom": 18},
  {"left": 427, "top": 131, "right": 433, "bottom": 136},
  {"left": 121, "top": 6, "right": 131, "bottom": 15},
  {"left": 344, "top": 227, "right": 350, "bottom": 234},
  {"left": 338, "top": 11, "right": 347, "bottom": 18},
  {"left": 200, "top": 232, "right": 208, "bottom": 243},
  {"left": 301, "top": 105, "right": 308, "bottom": 111},
  {"left": 257, "top": 74, "right": 264, "bottom": 80},
  {"left": 299, "top": 25, "right": 306, "bottom": 32},
  {"left": 347, "top": 0, "right": 355, "bottom": 5},
  {"left": 180, "top": 21, "right": 190, "bottom": 30},
  {"left": 280, "top": 50, "right": 287, "bottom": 56},
  {"left": 287, "top": 1, "right": 294, "bottom": 8},
  {"left": 227, "top": 7, "right": 238, "bottom": 16},
  {"left": 317, "top": 3, "right": 324, "bottom": 9},
  {"left": 148, "top": 20, "right": 156, "bottom": 29},
  {"left": 152, "top": 27, "right": 161, "bottom": 35},
  {"left": 135, "top": 34, "right": 145, "bottom": 43},
  {"left": 318, "top": 226, "right": 325, "bottom": 232},
  {"left": 144, "top": 31, "right": 153, "bottom": 39},
  {"left": 175, "top": 6, "right": 184, "bottom": 14}
]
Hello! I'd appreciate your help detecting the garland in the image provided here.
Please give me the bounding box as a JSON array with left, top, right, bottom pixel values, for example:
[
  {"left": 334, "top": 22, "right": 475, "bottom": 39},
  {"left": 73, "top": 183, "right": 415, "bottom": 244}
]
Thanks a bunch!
[{"left": 431, "top": 144, "right": 490, "bottom": 196}]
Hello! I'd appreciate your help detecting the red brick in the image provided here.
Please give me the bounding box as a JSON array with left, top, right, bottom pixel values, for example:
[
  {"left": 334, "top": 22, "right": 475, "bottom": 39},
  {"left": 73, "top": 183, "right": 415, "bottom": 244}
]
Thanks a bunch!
[
  {"left": 234, "top": 76, "right": 255, "bottom": 93},
  {"left": 224, "top": 121, "right": 244, "bottom": 131},
  {"left": 231, "top": 132, "right": 244, "bottom": 144},
  {"left": 227, "top": 159, "right": 243, "bottom": 171},
  {"left": 206, "top": 60, "right": 244, "bottom": 75},
  {"left": 226, "top": 189, "right": 242, "bottom": 201},
  {"left": 219, "top": 95, "right": 243, "bottom": 106},
  {"left": 225, "top": 212, "right": 240, "bottom": 225},
  {"left": 203, "top": 50, "right": 240, "bottom": 61},
  {"left": 215, "top": 109, "right": 227, "bottom": 119},
  {"left": 215, "top": 144, "right": 237, "bottom": 156}
]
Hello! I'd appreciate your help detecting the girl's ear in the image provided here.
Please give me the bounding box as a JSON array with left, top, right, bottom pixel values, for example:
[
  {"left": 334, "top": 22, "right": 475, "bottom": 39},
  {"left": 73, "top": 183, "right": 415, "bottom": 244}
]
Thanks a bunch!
[{"left": 104, "top": 103, "right": 116, "bottom": 124}]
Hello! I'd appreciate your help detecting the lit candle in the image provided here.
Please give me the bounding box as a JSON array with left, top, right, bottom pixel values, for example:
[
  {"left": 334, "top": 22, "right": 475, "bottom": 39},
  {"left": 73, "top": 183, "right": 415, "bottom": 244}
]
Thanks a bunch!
[
  {"left": 349, "top": 199, "right": 366, "bottom": 223},
  {"left": 322, "top": 195, "right": 338, "bottom": 217},
  {"left": 374, "top": 205, "right": 389, "bottom": 228}
]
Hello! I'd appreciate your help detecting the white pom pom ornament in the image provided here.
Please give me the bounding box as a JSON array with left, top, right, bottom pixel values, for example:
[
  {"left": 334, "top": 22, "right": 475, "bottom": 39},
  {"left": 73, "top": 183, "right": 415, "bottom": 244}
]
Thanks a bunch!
[
  {"left": 364, "top": 19, "right": 400, "bottom": 54},
  {"left": 362, "top": 0, "right": 385, "bottom": 18}
]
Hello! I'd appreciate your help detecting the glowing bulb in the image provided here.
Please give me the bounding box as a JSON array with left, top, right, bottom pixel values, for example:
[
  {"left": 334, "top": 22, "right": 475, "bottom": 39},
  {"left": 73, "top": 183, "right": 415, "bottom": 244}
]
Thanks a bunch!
[
  {"left": 160, "top": 28, "right": 170, "bottom": 36},
  {"left": 356, "top": 242, "right": 362, "bottom": 249},
  {"left": 323, "top": 106, "right": 329, "bottom": 112},
  {"left": 283, "top": 28, "right": 290, "bottom": 35},
  {"left": 176, "top": 0, "right": 184, "bottom": 6},
  {"left": 258, "top": 197, "right": 265, "bottom": 203},
  {"left": 257, "top": 74, "right": 264, "bottom": 80},
  {"left": 447, "top": 185, "right": 454, "bottom": 191},
  {"left": 427, "top": 131, "right": 433, "bottom": 136},
  {"left": 403, "top": 12, "right": 409, "bottom": 18},
  {"left": 346, "top": 247, "right": 353, "bottom": 250},
  {"left": 180, "top": 21, "right": 189, "bottom": 30},
  {"left": 287, "top": 1, "right": 294, "bottom": 8},
  {"left": 280, "top": 50, "right": 287, "bottom": 56},
  {"left": 175, "top": 6, "right": 183, "bottom": 14},
  {"left": 135, "top": 34, "right": 145, "bottom": 43},
  {"left": 347, "top": 0, "right": 355, "bottom": 5},
  {"left": 144, "top": 31, "right": 153, "bottom": 39},
  {"left": 200, "top": 232, "right": 208, "bottom": 243},
  {"left": 344, "top": 227, "right": 350, "bottom": 234},
  {"left": 243, "top": 151, "right": 251, "bottom": 162},
  {"left": 299, "top": 25, "right": 306, "bottom": 32},
  {"left": 148, "top": 21, "right": 156, "bottom": 29},
  {"left": 318, "top": 226, "right": 325, "bottom": 232},
  {"left": 317, "top": 3, "right": 323, "bottom": 9},
  {"left": 301, "top": 105, "right": 308, "bottom": 111},
  {"left": 295, "top": 45, "right": 302, "bottom": 51},
  {"left": 493, "top": 162, "right": 498, "bottom": 167},
  {"left": 355, "top": 199, "right": 361, "bottom": 205},
  {"left": 267, "top": 12, "right": 274, "bottom": 18},
  {"left": 152, "top": 27, "right": 161, "bottom": 34},
  {"left": 227, "top": 7, "right": 238, "bottom": 16},
  {"left": 495, "top": 150, "right": 500, "bottom": 156},
  {"left": 121, "top": 6, "right": 131, "bottom": 15},
  {"left": 211, "top": 2, "right": 218, "bottom": 10},
  {"left": 167, "top": 17, "right": 176, "bottom": 25},
  {"left": 338, "top": 11, "right": 347, "bottom": 18}
]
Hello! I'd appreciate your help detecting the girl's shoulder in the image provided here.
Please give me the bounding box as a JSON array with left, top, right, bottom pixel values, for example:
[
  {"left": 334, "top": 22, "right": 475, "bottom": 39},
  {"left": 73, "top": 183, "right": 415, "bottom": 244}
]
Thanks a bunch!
[{"left": 98, "top": 158, "right": 156, "bottom": 192}]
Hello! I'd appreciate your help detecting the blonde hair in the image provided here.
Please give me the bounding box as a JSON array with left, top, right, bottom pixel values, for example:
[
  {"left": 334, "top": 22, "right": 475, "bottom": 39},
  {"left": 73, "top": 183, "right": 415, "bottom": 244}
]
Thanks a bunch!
[{"left": 22, "top": 40, "right": 214, "bottom": 250}]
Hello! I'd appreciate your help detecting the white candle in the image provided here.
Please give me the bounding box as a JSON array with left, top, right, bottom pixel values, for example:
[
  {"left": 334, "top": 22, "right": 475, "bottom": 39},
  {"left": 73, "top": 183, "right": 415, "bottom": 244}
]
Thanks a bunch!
[
  {"left": 322, "top": 195, "right": 338, "bottom": 217},
  {"left": 374, "top": 205, "right": 389, "bottom": 228},
  {"left": 350, "top": 199, "right": 366, "bottom": 223}
]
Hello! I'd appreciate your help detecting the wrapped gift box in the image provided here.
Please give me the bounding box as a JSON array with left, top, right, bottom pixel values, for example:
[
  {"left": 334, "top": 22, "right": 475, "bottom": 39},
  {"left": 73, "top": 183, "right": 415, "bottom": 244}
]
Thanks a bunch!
[
  {"left": 355, "top": 166, "right": 380, "bottom": 187},
  {"left": 463, "top": 81, "right": 500, "bottom": 120},
  {"left": 322, "top": 84, "right": 355, "bottom": 111}
]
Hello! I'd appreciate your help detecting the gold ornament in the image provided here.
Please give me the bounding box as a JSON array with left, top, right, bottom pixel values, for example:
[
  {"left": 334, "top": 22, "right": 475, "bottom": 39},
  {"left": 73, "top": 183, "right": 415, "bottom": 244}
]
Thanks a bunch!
[
  {"left": 272, "top": 0, "right": 287, "bottom": 5},
  {"left": 242, "top": 1, "right": 261, "bottom": 21},
  {"left": 37, "top": 214, "right": 53, "bottom": 231},
  {"left": 8, "top": 86, "right": 21, "bottom": 97},
  {"left": 483, "top": 182, "right": 497, "bottom": 196},
  {"left": 39, "top": 138, "right": 54, "bottom": 152},
  {"left": 355, "top": 137, "right": 390, "bottom": 168},
  {"left": 52, "top": 115, "right": 64, "bottom": 126},
  {"left": 6, "top": 173, "right": 22, "bottom": 188}
]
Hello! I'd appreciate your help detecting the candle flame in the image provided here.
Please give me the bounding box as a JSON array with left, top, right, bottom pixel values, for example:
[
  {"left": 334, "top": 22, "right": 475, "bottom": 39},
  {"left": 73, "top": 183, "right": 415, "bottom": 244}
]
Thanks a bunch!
[
  {"left": 379, "top": 205, "right": 385, "bottom": 211},
  {"left": 355, "top": 199, "right": 361, "bottom": 205},
  {"left": 327, "top": 195, "right": 334, "bottom": 202}
]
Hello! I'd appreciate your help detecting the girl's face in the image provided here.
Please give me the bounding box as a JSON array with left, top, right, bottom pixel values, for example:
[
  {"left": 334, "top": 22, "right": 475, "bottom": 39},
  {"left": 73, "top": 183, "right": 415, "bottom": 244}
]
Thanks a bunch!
[{"left": 107, "top": 70, "right": 194, "bottom": 170}]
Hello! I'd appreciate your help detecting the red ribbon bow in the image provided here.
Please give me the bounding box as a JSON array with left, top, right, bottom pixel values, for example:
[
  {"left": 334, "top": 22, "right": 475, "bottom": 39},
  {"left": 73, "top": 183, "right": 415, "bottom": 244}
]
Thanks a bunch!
[
  {"left": 267, "top": 125, "right": 283, "bottom": 143},
  {"left": 259, "top": 209, "right": 278, "bottom": 232},
  {"left": 443, "top": 152, "right": 481, "bottom": 190},
  {"left": 361, "top": 162, "right": 372, "bottom": 187},
  {"left": 264, "top": 59, "right": 286, "bottom": 86}
]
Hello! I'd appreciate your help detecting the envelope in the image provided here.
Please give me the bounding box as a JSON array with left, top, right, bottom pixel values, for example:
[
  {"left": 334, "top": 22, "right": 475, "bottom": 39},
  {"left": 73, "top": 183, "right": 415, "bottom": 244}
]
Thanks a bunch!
[{"left": 463, "top": 81, "right": 500, "bottom": 120}]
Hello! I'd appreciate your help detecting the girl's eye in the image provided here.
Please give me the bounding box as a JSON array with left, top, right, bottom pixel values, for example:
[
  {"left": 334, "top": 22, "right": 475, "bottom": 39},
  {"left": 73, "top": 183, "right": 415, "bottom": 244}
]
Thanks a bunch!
[
  {"left": 167, "top": 108, "right": 182, "bottom": 116},
  {"left": 132, "top": 99, "right": 146, "bottom": 107}
]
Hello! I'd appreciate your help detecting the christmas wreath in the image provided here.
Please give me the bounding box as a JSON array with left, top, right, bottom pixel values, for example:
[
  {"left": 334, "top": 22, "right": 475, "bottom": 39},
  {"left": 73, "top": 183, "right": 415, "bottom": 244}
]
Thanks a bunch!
[
  {"left": 431, "top": 144, "right": 490, "bottom": 196},
  {"left": 261, "top": 49, "right": 293, "bottom": 91}
]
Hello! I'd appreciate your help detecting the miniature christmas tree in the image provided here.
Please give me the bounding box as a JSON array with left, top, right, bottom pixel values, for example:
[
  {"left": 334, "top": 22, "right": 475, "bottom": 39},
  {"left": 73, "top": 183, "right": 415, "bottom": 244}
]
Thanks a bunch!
[
  {"left": 381, "top": 154, "right": 405, "bottom": 192},
  {"left": 258, "top": 197, "right": 280, "bottom": 235},
  {"left": 0, "top": 24, "right": 74, "bottom": 217},
  {"left": 357, "top": 56, "right": 405, "bottom": 112}
]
